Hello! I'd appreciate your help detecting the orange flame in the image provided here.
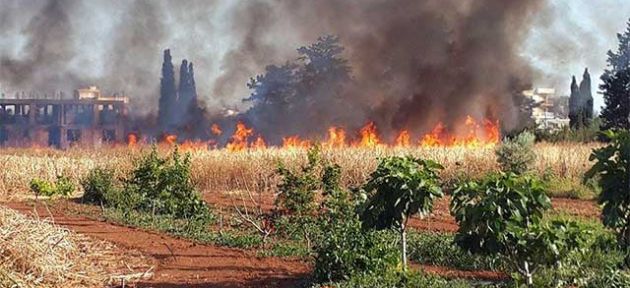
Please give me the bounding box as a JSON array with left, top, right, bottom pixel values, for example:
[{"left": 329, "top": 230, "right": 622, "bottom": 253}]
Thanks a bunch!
[
  {"left": 325, "top": 127, "right": 347, "bottom": 148},
  {"left": 282, "top": 135, "right": 311, "bottom": 149},
  {"left": 252, "top": 136, "right": 267, "bottom": 149},
  {"left": 356, "top": 121, "right": 380, "bottom": 148},
  {"left": 163, "top": 134, "right": 177, "bottom": 145},
  {"left": 227, "top": 122, "right": 253, "bottom": 152},
  {"left": 127, "top": 133, "right": 138, "bottom": 147},
  {"left": 419, "top": 116, "right": 499, "bottom": 148},
  {"left": 395, "top": 130, "right": 411, "bottom": 147},
  {"left": 211, "top": 123, "right": 222, "bottom": 136}
]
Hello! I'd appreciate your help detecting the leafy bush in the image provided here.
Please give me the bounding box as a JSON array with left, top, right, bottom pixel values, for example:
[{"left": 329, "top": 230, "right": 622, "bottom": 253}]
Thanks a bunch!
[
  {"left": 123, "top": 147, "right": 210, "bottom": 219},
  {"left": 82, "top": 147, "right": 210, "bottom": 220},
  {"left": 495, "top": 131, "right": 536, "bottom": 174},
  {"left": 275, "top": 146, "right": 321, "bottom": 215},
  {"left": 451, "top": 173, "right": 590, "bottom": 285},
  {"left": 81, "top": 167, "right": 119, "bottom": 205},
  {"left": 360, "top": 156, "right": 444, "bottom": 270},
  {"left": 29, "top": 175, "right": 75, "bottom": 198},
  {"left": 585, "top": 130, "right": 630, "bottom": 258},
  {"left": 313, "top": 163, "right": 399, "bottom": 282}
]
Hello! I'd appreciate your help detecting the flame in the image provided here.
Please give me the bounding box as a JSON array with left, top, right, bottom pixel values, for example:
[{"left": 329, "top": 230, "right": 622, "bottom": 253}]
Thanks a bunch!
[
  {"left": 127, "top": 133, "right": 138, "bottom": 147},
  {"left": 325, "top": 127, "right": 347, "bottom": 148},
  {"left": 227, "top": 122, "right": 254, "bottom": 152},
  {"left": 283, "top": 135, "right": 311, "bottom": 149},
  {"left": 163, "top": 134, "right": 177, "bottom": 145},
  {"left": 356, "top": 121, "right": 380, "bottom": 148},
  {"left": 252, "top": 136, "right": 267, "bottom": 149},
  {"left": 395, "top": 130, "right": 411, "bottom": 147},
  {"left": 419, "top": 116, "right": 499, "bottom": 148},
  {"left": 211, "top": 123, "right": 222, "bottom": 136}
]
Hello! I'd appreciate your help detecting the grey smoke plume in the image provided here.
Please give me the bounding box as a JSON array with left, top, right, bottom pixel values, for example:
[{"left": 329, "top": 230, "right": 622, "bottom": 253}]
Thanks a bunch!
[{"left": 0, "top": 0, "right": 625, "bottom": 136}]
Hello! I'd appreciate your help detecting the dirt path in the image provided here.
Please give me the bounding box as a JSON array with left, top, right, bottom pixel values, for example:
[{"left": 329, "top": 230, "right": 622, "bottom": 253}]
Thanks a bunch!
[{"left": 4, "top": 202, "right": 310, "bottom": 288}]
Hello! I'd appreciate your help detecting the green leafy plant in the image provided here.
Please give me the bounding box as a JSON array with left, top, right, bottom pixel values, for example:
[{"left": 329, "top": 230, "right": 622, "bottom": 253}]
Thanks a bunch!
[
  {"left": 314, "top": 163, "right": 399, "bottom": 282},
  {"left": 81, "top": 167, "right": 119, "bottom": 205},
  {"left": 451, "top": 173, "right": 588, "bottom": 285},
  {"left": 29, "top": 175, "right": 75, "bottom": 198},
  {"left": 360, "top": 156, "right": 444, "bottom": 270},
  {"left": 495, "top": 131, "right": 536, "bottom": 174},
  {"left": 275, "top": 145, "right": 322, "bottom": 215},
  {"left": 123, "top": 146, "right": 210, "bottom": 219},
  {"left": 585, "top": 130, "right": 630, "bottom": 261}
]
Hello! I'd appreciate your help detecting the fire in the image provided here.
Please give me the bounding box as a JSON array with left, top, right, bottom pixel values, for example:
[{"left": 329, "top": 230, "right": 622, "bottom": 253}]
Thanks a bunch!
[
  {"left": 325, "top": 127, "right": 346, "bottom": 148},
  {"left": 127, "top": 133, "right": 138, "bottom": 147},
  {"left": 395, "top": 130, "right": 411, "bottom": 147},
  {"left": 163, "top": 134, "right": 177, "bottom": 145},
  {"left": 226, "top": 122, "right": 254, "bottom": 152},
  {"left": 252, "top": 136, "right": 267, "bottom": 149},
  {"left": 283, "top": 135, "right": 311, "bottom": 149},
  {"left": 419, "top": 116, "right": 499, "bottom": 148},
  {"left": 211, "top": 123, "right": 222, "bottom": 136},
  {"left": 356, "top": 121, "right": 380, "bottom": 148}
]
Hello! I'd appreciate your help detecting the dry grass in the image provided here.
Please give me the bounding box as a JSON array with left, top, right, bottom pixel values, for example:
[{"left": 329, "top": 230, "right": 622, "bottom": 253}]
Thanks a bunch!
[
  {"left": 0, "top": 205, "right": 150, "bottom": 287},
  {"left": 0, "top": 142, "right": 598, "bottom": 200}
]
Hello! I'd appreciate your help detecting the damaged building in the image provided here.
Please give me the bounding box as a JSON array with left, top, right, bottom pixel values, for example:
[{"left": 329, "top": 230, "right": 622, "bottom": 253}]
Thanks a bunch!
[{"left": 0, "top": 87, "right": 128, "bottom": 148}]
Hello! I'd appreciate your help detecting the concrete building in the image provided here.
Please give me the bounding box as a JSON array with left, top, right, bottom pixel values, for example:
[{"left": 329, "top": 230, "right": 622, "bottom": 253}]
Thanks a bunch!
[
  {"left": 0, "top": 87, "right": 129, "bottom": 148},
  {"left": 523, "top": 88, "right": 570, "bottom": 131}
]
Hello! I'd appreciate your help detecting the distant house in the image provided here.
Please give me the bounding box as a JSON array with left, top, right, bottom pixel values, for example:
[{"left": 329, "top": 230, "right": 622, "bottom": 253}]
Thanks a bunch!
[{"left": 522, "top": 88, "right": 570, "bottom": 131}]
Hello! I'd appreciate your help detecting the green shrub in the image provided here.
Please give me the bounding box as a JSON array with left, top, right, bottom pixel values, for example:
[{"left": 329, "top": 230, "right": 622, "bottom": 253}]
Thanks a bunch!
[
  {"left": 123, "top": 147, "right": 210, "bottom": 219},
  {"left": 585, "top": 130, "right": 630, "bottom": 261},
  {"left": 360, "top": 156, "right": 444, "bottom": 270},
  {"left": 29, "top": 175, "right": 75, "bottom": 198},
  {"left": 81, "top": 167, "right": 119, "bottom": 204},
  {"left": 495, "top": 131, "right": 536, "bottom": 174},
  {"left": 314, "top": 163, "right": 399, "bottom": 282},
  {"left": 451, "top": 173, "right": 591, "bottom": 285},
  {"left": 275, "top": 146, "right": 321, "bottom": 215},
  {"left": 544, "top": 176, "right": 598, "bottom": 200},
  {"left": 83, "top": 147, "right": 210, "bottom": 220}
]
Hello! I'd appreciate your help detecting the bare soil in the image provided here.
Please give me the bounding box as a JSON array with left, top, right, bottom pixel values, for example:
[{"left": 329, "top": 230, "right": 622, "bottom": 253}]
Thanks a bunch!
[{"left": 5, "top": 202, "right": 310, "bottom": 288}]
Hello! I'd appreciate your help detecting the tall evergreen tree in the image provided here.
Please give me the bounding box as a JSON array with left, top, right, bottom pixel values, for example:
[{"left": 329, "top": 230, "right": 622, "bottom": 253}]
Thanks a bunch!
[
  {"left": 569, "top": 76, "right": 581, "bottom": 129},
  {"left": 579, "top": 68, "right": 594, "bottom": 125},
  {"left": 158, "top": 49, "right": 177, "bottom": 130},
  {"left": 600, "top": 19, "right": 630, "bottom": 130}
]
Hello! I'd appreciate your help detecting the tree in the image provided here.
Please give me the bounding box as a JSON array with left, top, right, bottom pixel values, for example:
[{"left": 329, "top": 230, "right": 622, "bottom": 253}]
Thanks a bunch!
[
  {"left": 585, "top": 130, "right": 630, "bottom": 263},
  {"left": 600, "top": 19, "right": 630, "bottom": 131},
  {"left": 579, "top": 68, "right": 594, "bottom": 125},
  {"left": 451, "top": 173, "right": 586, "bottom": 285},
  {"left": 158, "top": 49, "right": 177, "bottom": 131},
  {"left": 569, "top": 76, "right": 582, "bottom": 129},
  {"left": 360, "top": 156, "right": 444, "bottom": 270}
]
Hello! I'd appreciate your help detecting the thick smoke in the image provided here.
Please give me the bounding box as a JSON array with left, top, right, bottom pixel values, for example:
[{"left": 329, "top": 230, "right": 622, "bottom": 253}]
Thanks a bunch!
[{"left": 0, "top": 0, "right": 622, "bottom": 138}]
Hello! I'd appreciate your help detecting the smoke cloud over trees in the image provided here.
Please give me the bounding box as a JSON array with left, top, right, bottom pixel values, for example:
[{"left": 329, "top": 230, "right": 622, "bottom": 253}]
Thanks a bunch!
[{"left": 0, "top": 0, "right": 624, "bottom": 138}]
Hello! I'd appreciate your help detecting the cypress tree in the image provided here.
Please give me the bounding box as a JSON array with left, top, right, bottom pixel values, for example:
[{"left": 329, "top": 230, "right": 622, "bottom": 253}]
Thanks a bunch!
[
  {"left": 601, "top": 19, "right": 630, "bottom": 131},
  {"left": 177, "top": 59, "right": 190, "bottom": 126},
  {"left": 578, "top": 68, "right": 594, "bottom": 127},
  {"left": 569, "top": 76, "right": 581, "bottom": 129},
  {"left": 158, "top": 49, "right": 177, "bottom": 130}
]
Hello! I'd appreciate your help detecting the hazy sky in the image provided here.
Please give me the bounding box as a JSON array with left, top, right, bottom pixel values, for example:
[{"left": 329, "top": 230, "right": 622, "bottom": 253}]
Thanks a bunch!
[
  {"left": 0, "top": 0, "right": 628, "bottom": 115},
  {"left": 523, "top": 0, "right": 630, "bottom": 111}
]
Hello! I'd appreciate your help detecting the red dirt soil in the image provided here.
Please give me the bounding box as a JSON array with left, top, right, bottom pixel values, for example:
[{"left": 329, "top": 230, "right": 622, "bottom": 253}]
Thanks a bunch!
[{"left": 4, "top": 202, "right": 310, "bottom": 288}]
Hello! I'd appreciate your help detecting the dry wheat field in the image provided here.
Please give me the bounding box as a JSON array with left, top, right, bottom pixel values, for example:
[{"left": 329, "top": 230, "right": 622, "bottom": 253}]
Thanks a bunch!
[{"left": 0, "top": 142, "right": 596, "bottom": 200}]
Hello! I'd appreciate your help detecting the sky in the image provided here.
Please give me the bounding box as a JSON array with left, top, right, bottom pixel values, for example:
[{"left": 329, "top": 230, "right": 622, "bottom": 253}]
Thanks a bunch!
[{"left": 523, "top": 0, "right": 630, "bottom": 112}]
